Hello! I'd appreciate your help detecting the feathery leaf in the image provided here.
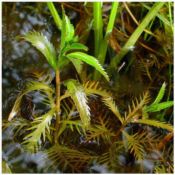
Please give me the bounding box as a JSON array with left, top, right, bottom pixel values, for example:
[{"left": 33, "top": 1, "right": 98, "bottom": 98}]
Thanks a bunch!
[
  {"left": 45, "top": 144, "right": 96, "bottom": 172},
  {"left": 103, "top": 97, "right": 123, "bottom": 124},
  {"left": 24, "top": 32, "right": 57, "bottom": 70},
  {"left": 23, "top": 109, "right": 55, "bottom": 152},
  {"left": 123, "top": 131, "right": 145, "bottom": 160},
  {"left": 65, "top": 80, "right": 90, "bottom": 127},
  {"left": 86, "top": 115, "right": 115, "bottom": 143},
  {"left": 83, "top": 81, "right": 112, "bottom": 97},
  {"left": 132, "top": 119, "right": 173, "bottom": 131},
  {"left": 125, "top": 91, "right": 150, "bottom": 121}
]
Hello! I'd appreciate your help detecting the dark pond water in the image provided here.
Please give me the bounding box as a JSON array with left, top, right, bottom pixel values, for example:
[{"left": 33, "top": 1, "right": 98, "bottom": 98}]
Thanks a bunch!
[{"left": 2, "top": 2, "right": 173, "bottom": 173}]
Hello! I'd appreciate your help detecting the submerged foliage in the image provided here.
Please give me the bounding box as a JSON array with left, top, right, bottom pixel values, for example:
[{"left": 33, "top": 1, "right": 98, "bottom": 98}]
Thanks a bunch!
[{"left": 3, "top": 2, "right": 173, "bottom": 173}]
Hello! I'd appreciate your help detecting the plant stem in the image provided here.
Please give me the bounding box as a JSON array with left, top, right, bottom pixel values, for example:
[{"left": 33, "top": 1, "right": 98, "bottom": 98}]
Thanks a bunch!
[
  {"left": 94, "top": 2, "right": 118, "bottom": 80},
  {"left": 110, "top": 2, "right": 165, "bottom": 69},
  {"left": 93, "top": 2, "right": 103, "bottom": 57},
  {"left": 54, "top": 69, "right": 61, "bottom": 143},
  {"left": 47, "top": 2, "right": 62, "bottom": 30}
]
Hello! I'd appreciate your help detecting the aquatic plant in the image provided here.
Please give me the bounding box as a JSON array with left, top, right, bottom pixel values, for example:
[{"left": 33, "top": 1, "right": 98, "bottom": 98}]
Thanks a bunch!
[
  {"left": 8, "top": 6, "right": 109, "bottom": 147},
  {"left": 3, "top": 2, "right": 173, "bottom": 173}
]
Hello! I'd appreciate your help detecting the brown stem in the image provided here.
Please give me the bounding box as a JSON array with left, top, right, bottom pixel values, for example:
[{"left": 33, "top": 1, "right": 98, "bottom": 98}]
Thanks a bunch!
[
  {"left": 112, "top": 120, "right": 128, "bottom": 143},
  {"left": 54, "top": 69, "right": 61, "bottom": 143},
  {"left": 157, "top": 132, "right": 173, "bottom": 151}
]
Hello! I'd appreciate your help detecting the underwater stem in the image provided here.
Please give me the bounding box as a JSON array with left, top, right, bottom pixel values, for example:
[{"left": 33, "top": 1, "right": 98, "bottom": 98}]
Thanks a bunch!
[{"left": 54, "top": 69, "right": 61, "bottom": 143}]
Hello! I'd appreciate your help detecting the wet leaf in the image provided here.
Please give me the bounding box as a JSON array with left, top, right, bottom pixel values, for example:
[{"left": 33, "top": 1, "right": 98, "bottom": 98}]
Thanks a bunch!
[
  {"left": 60, "top": 10, "right": 75, "bottom": 49},
  {"left": 145, "top": 101, "right": 173, "bottom": 112},
  {"left": 65, "top": 79, "right": 90, "bottom": 128},
  {"left": 67, "top": 52, "right": 109, "bottom": 81},
  {"left": 63, "top": 42, "right": 88, "bottom": 54},
  {"left": 152, "top": 82, "right": 166, "bottom": 105},
  {"left": 23, "top": 108, "right": 55, "bottom": 152},
  {"left": 24, "top": 32, "right": 57, "bottom": 70}
]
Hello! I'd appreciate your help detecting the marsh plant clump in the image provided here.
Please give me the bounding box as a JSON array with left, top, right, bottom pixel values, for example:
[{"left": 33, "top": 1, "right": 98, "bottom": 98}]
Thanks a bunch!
[{"left": 2, "top": 2, "right": 173, "bottom": 173}]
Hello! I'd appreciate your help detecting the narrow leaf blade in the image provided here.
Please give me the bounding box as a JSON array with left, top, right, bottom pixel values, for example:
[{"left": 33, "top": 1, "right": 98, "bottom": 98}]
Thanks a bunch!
[
  {"left": 145, "top": 101, "right": 173, "bottom": 112},
  {"left": 67, "top": 52, "right": 109, "bottom": 81},
  {"left": 152, "top": 82, "right": 166, "bottom": 104}
]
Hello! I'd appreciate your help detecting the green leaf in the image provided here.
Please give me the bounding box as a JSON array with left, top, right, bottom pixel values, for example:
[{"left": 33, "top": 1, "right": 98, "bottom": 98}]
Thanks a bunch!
[
  {"left": 144, "top": 101, "right": 173, "bottom": 112},
  {"left": 103, "top": 97, "right": 123, "bottom": 124},
  {"left": 67, "top": 52, "right": 109, "bottom": 81},
  {"left": 125, "top": 92, "right": 150, "bottom": 121},
  {"left": 25, "top": 81, "right": 54, "bottom": 93},
  {"left": 23, "top": 109, "right": 55, "bottom": 152},
  {"left": 8, "top": 80, "right": 54, "bottom": 121},
  {"left": 47, "top": 2, "right": 62, "bottom": 30},
  {"left": 65, "top": 80, "right": 91, "bottom": 128},
  {"left": 24, "top": 32, "right": 57, "bottom": 70},
  {"left": 2, "top": 160, "right": 12, "bottom": 173},
  {"left": 83, "top": 81, "right": 112, "bottom": 97},
  {"left": 110, "top": 2, "right": 165, "bottom": 68},
  {"left": 132, "top": 119, "right": 173, "bottom": 131},
  {"left": 152, "top": 82, "right": 166, "bottom": 104},
  {"left": 123, "top": 131, "right": 145, "bottom": 160},
  {"left": 60, "top": 10, "right": 75, "bottom": 49},
  {"left": 63, "top": 42, "right": 88, "bottom": 54},
  {"left": 69, "top": 58, "right": 83, "bottom": 74},
  {"left": 154, "top": 165, "right": 167, "bottom": 173}
]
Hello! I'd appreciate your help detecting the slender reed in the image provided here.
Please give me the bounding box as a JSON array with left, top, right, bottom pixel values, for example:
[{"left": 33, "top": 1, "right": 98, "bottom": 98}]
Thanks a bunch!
[{"left": 110, "top": 2, "right": 165, "bottom": 69}]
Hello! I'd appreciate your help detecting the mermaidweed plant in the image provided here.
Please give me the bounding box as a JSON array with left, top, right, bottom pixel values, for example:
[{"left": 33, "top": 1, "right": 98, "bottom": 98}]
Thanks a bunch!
[
  {"left": 8, "top": 7, "right": 109, "bottom": 149},
  {"left": 5, "top": 3, "right": 173, "bottom": 173}
]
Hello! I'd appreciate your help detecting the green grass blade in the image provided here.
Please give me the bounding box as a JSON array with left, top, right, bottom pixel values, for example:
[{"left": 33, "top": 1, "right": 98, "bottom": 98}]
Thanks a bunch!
[
  {"left": 142, "top": 3, "right": 172, "bottom": 28},
  {"left": 94, "top": 2, "right": 119, "bottom": 80},
  {"left": 67, "top": 52, "right": 109, "bottom": 81},
  {"left": 152, "top": 82, "right": 166, "bottom": 104},
  {"left": 93, "top": 2, "right": 103, "bottom": 57},
  {"left": 145, "top": 101, "right": 173, "bottom": 113},
  {"left": 47, "top": 2, "right": 62, "bottom": 30},
  {"left": 106, "top": 2, "right": 119, "bottom": 37},
  {"left": 110, "top": 2, "right": 165, "bottom": 68}
]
